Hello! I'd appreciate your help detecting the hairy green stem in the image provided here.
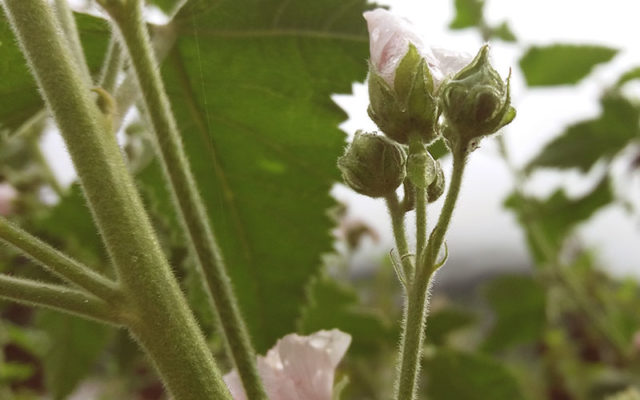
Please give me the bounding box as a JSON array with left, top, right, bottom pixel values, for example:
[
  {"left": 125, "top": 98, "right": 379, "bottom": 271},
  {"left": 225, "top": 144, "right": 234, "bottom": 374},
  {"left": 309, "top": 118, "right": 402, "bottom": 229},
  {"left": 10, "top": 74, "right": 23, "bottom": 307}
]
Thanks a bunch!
[
  {"left": 52, "top": 0, "right": 92, "bottom": 84},
  {"left": 1, "top": 1, "right": 232, "bottom": 398},
  {"left": 0, "top": 217, "right": 120, "bottom": 300},
  {"left": 395, "top": 142, "right": 467, "bottom": 400},
  {"left": 386, "top": 193, "right": 414, "bottom": 284},
  {"left": 0, "top": 274, "right": 121, "bottom": 324},
  {"left": 99, "top": 35, "right": 124, "bottom": 94},
  {"left": 103, "top": 1, "right": 267, "bottom": 398}
]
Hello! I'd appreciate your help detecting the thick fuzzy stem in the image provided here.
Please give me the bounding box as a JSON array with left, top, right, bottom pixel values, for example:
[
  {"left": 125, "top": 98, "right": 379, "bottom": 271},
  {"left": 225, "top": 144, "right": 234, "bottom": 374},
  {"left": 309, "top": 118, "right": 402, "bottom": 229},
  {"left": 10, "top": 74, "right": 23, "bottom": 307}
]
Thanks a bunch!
[
  {"left": 104, "top": 1, "right": 267, "bottom": 398},
  {"left": 1, "top": 1, "right": 232, "bottom": 398}
]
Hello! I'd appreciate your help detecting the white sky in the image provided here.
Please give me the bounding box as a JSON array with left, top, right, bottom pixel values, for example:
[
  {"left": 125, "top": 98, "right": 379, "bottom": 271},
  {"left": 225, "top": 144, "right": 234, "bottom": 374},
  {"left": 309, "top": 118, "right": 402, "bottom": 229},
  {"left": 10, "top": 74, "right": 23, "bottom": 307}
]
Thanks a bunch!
[{"left": 333, "top": 0, "right": 640, "bottom": 279}]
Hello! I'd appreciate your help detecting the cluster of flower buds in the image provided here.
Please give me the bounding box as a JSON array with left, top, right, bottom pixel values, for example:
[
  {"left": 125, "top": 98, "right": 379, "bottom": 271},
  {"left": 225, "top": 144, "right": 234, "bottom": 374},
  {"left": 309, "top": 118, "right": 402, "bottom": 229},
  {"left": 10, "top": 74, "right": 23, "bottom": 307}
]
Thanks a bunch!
[{"left": 338, "top": 8, "right": 515, "bottom": 199}]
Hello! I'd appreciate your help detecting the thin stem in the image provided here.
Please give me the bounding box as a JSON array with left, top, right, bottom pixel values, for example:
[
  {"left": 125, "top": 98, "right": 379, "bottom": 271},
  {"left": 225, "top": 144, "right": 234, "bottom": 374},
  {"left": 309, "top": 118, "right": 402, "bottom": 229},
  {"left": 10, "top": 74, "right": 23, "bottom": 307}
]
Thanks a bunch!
[
  {"left": 1, "top": 1, "right": 232, "bottom": 398},
  {"left": 415, "top": 185, "right": 427, "bottom": 264},
  {"left": 52, "top": 0, "right": 92, "bottom": 84},
  {"left": 99, "top": 35, "right": 124, "bottom": 94},
  {"left": 104, "top": 1, "right": 266, "bottom": 398},
  {"left": 0, "top": 274, "right": 121, "bottom": 324},
  {"left": 395, "top": 143, "right": 468, "bottom": 400},
  {"left": 0, "top": 217, "right": 120, "bottom": 301},
  {"left": 386, "top": 192, "right": 414, "bottom": 284}
]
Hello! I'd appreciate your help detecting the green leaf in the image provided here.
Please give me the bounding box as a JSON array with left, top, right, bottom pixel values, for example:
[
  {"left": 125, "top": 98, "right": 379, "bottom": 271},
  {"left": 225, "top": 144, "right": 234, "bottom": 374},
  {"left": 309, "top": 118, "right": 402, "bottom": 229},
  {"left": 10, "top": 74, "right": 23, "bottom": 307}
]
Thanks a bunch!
[
  {"left": 0, "top": 12, "right": 110, "bottom": 133},
  {"left": 427, "top": 308, "right": 475, "bottom": 346},
  {"left": 527, "top": 95, "right": 640, "bottom": 172},
  {"left": 504, "top": 176, "right": 613, "bottom": 262},
  {"left": 490, "top": 22, "right": 517, "bottom": 42},
  {"left": 615, "top": 66, "right": 640, "bottom": 88},
  {"left": 36, "top": 312, "right": 113, "bottom": 400},
  {"left": 449, "top": 0, "right": 484, "bottom": 30},
  {"left": 424, "top": 348, "right": 526, "bottom": 400},
  {"left": 139, "top": 0, "right": 377, "bottom": 352},
  {"left": 482, "top": 275, "right": 546, "bottom": 352},
  {"left": 520, "top": 44, "right": 618, "bottom": 86},
  {"left": 298, "top": 274, "right": 392, "bottom": 355}
]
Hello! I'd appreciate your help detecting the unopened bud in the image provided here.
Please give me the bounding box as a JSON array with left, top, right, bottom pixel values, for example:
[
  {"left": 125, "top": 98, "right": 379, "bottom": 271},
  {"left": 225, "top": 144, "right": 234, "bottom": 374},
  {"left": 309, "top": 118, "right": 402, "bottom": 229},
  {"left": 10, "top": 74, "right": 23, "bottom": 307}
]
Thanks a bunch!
[
  {"left": 427, "top": 161, "right": 445, "bottom": 202},
  {"left": 338, "top": 131, "right": 407, "bottom": 198},
  {"left": 440, "top": 45, "right": 516, "bottom": 150}
]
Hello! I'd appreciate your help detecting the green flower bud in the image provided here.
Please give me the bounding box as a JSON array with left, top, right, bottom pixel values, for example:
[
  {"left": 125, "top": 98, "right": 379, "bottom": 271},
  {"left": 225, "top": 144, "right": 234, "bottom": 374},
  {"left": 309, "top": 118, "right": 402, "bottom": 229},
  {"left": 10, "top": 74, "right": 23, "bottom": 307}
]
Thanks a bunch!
[
  {"left": 338, "top": 131, "right": 407, "bottom": 198},
  {"left": 368, "top": 44, "right": 438, "bottom": 144},
  {"left": 406, "top": 147, "right": 436, "bottom": 189},
  {"left": 426, "top": 161, "right": 445, "bottom": 202},
  {"left": 440, "top": 45, "right": 516, "bottom": 150}
]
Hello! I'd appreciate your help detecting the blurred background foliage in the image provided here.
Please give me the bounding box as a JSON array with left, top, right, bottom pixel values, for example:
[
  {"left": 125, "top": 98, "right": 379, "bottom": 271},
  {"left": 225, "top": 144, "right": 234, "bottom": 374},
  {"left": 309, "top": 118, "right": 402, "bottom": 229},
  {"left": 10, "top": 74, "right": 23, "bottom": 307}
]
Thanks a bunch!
[{"left": 0, "top": 0, "right": 639, "bottom": 399}]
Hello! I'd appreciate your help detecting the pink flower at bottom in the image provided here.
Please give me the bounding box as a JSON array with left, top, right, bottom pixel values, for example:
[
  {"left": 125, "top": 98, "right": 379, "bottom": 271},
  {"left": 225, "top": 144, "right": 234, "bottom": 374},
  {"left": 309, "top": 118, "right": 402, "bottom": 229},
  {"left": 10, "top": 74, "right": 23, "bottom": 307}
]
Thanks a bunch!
[{"left": 224, "top": 329, "right": 352, "bottom": 400}]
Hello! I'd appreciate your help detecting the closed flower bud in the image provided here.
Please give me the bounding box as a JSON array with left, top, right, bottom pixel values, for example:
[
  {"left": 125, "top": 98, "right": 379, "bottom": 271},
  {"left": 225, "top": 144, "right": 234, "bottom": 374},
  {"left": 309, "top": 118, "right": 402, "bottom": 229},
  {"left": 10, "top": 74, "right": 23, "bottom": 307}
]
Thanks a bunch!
[
  {"left": 426, "top": 161, "right": 445, "bottom": 202},
  {"left": 440, "top": 45, "right": 516, "bottom": 150},
  {"left": 364, "top": 9, "right": 470, "bottom": 144},
  {"left": 406, "top": 148, "right": 436, "bottom": 189},
  {"left": 338, "top": 131, "right": 407, "bottom": 198}
]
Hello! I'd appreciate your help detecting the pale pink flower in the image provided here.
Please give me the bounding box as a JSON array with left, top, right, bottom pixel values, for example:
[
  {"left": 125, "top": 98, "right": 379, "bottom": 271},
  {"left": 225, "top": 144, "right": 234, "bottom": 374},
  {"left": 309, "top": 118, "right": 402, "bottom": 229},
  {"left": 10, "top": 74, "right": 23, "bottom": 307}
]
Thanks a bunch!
[
  {"left": 363, "top": 8, "right": 471, "bottom": 89},
  {"left": 0, "top": 183, "right": 17, "bottom": 215},
  {"left": 224, "top": 329, "right": 352, "bottom": 400}
]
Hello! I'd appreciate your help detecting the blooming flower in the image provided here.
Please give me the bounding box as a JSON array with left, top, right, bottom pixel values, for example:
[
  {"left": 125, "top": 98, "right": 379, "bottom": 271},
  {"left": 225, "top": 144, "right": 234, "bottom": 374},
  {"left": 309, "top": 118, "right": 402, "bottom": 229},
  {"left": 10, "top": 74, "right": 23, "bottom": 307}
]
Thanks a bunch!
[
  {"left": 224, "top": 329, "right": 352, "bottom": 400},
  {"left": 363, "top": 8, "right": 471, "bottom": 90}
]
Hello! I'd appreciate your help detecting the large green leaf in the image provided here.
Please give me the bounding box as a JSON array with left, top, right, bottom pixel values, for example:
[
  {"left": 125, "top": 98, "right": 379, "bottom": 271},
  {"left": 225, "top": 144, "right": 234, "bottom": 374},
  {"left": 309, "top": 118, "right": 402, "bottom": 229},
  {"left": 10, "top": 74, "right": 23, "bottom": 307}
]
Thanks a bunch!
[
  {"left": 505, "top": 176, "right": 613, "bottom": 262},
  {"left": 0, "top": 12, "right": 109, "bottom": 133},
  {"left": 424, "top": 348, "right": 526, "bottom": 400},
  {"left": 520, "top": 44, "right": 617, "bottom": 86},
  {"left": 527, "top": 95, "right": 640, "bottom": 173},
  {"left": 482, "top": 275, "right": 546, "bottom": 352},
  {"left": 139, "top": 0, "right": 377, "bottom": 351}
]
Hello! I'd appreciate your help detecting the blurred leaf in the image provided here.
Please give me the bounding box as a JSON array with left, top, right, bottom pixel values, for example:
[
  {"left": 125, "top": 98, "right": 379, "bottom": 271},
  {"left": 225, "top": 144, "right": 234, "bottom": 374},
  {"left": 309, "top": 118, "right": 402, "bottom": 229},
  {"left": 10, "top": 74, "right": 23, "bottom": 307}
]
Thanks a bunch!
[
  {"left": 298, "top": 274, "right": 392, "bottom": 355},
  {"left": 527, "top": 95, "right": 640, "bottom": 172},
  {"left": 0, "top": 362, "right": 34, "bottom": 383},
  {"left": 449, "top": 0, "right": 484, "bottom": 29},
  {"left": 0, "top": 12, "right": 110, "bottom": 133},
  {"left": 482, "top": 275, "right": 546, "bottom": 352},
  {"left": 520, "top": 44, "right": 617, "bottom": 86},
  {"left": 137, "top": 0, "right": 377, "bottom": 352},
  {"left": 424, "top": 348, "right": 526, "bottom": 400},
  {"left": 34, "top": 185, "right": 109, "bottom": 270},
  {"left": 427, "top": 308, "right": 475, "bottom": 346},
  {"left": 615, "top": 66, "right": 640, "bottom": 88},
  {"left": 428, "top": 138, "right": 449, "bottom": 160},
  {"left": 36, "top": 312, "right": 112, "bottom": 400},
  {"left": 505, "top": 176, "right": 613, "bottom": 262},
  {"left": 490, "top": 22, "right": 516, "bottom": 42}
]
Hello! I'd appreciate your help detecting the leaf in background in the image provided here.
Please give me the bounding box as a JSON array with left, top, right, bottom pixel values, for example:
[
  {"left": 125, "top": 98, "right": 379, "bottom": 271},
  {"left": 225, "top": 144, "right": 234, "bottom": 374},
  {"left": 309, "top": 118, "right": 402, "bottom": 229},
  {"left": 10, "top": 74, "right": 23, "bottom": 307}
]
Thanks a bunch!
[
  {"left": 482, "top": 275, "right": 546, "bottom": 352},
  {"left": 36, "top": 312, "right": 113, "bottom": 400},
  {"left": 505, "top": 176, "right": 613, "bottom": 262},
  {"left": 520, "top": 44, "right": 617, "bottom": 86},
  {"left": 615, "top": 66, "right": 640, "bottom": 88},
  {"left": 527, "top": 95, "right": 640, "bottom": 172},
  {"left": 424, "top": 348, "right": 526, "bottom": 400},
  {"left": 0, "top": 12, "right": 109, "bottom": 133},
  {"left": 137, "top": 0, "right": 377, "bottom": 351},
  {"left": 449, "top": 0, "right": 484, "bottom": 30},
  {"left": 490, "top": 22, "right": 516, "bottom": 42},
  {"left": 427, "top": 308, "right": 476, "bottom": 346},
  {"left": 298, "top": 274, "right": 391, "bottom": 355}
]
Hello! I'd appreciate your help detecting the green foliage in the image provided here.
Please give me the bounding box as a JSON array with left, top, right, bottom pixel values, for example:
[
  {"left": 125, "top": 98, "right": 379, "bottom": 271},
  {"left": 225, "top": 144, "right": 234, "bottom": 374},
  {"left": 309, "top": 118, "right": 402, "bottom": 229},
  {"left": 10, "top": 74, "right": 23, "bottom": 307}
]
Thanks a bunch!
[
  {"left": 615, "top": 66, "right": 640, "bottom": 88},
  {"left": 505, "top": 177, "right": 613, "bottom": 262},
  {"left": 527, "top": 94, "right": 640, "bottom": 172},
  {"left": 426, "top": 308, "right": 475, "bottom": 346},
  {"left": 520, "top": 44, "right": 618, "bottom": 86},
  {"left": 482, "top": 275, "right": 546, "bottom": 352},
  {"left": 0, "top": 12, "right": 109, "bottom": 133},
  {"left": 138, "top": 0, "right": 377, "bottom": 352},
  {"left": 449, "top": 0, "right": 484, "bottom": 30},
  {"left": 36, "top": 312, "right": 113, "bottom": 400},
  {"left": 491, "top": 22, "right": 516, "bottom": 42},
  {"left": 298, "top": 274, "right": 392, "bottom": 355},
  {"left": 424, "top": 347, "right": 526, "bottom": 400}
]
